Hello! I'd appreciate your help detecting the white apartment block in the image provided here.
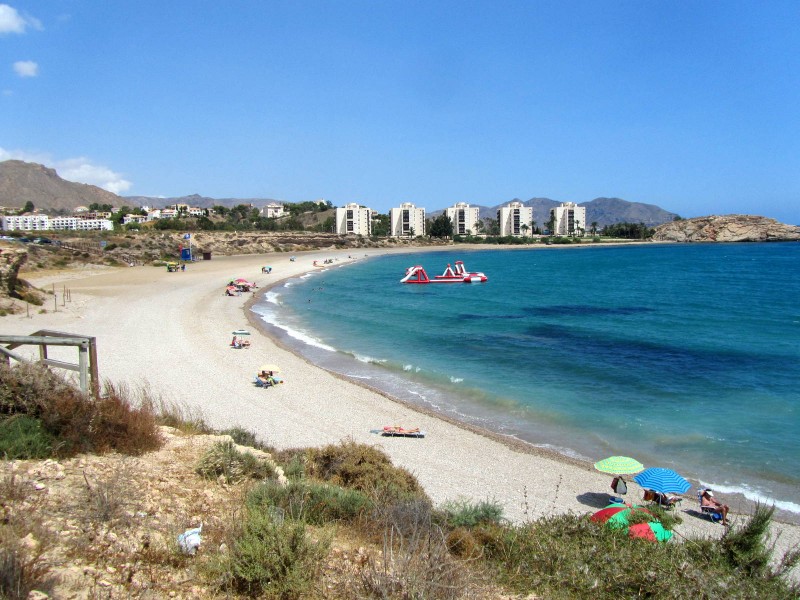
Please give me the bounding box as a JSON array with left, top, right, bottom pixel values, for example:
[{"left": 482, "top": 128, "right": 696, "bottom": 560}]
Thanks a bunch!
[
  {"left": 446, "top": 202, "right": 481, "bottom": 236},
  {"left": 335, "top": 203, "right": 372, "bottom": 236},
  {"left": 2, "top": 215, "right": 113, "bottom": 231},
  {"left": 50, "top": 217, "right": 114, "bottom": 231},
  {"left": 263, "top": 202, "right": 285, "bottom": 218},
  {"left": 550, "top": 202, "right": 586, "bottom": 236},
  {"left": 389, "top": 203, "right": 425, "bottom": 237},
  {"left": 2, "top": 215, "right": 50, "bottom": 231},
  {"left": 498, "top": 201, "right": 533, "bottom": 236}
]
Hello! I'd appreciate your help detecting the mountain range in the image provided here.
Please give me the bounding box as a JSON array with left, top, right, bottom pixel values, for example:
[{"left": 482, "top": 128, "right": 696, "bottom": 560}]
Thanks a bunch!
[{"left": 0, "top": 159, "right": 678, "bottom": 227}]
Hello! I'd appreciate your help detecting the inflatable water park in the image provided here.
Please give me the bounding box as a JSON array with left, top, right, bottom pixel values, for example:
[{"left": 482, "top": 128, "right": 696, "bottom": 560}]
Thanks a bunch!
[{"left": 400, "top": 260, "right": 488, "bottom": 284}]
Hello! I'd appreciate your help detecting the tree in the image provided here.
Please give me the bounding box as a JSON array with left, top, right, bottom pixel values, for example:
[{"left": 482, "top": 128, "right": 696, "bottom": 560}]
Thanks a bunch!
[
  {"left": 546, "top": 213, "right": 556, "bottom": 235},
  {"left": 520, "top": 223, "right": 529, "bottom": 237},
  {"left": 591, "top": 221, "right": 598, "bottom": 236},
  {"left": 429, "top": 214, "right": 453, "bottom": 239},
  {"left": 18, "top": 201, "right": 34, "bottom": 215},
  {"left": 371, "top": 214, "right": 390, "bottom": 237}
]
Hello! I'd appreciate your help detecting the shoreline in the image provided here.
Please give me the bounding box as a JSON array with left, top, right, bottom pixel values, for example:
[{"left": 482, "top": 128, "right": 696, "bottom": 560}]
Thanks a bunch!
[
  {"left": 243, "top": 245, "right": 800, "bottom": 527},
  {"left": 4, "top": 243, "right": 799, "bottom": 579}
]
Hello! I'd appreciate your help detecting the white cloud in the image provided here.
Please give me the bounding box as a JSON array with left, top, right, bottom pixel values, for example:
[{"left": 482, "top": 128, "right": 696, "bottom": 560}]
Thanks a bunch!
[
  {"left": 57, "top": 158, "right": 132, "bottom": 194},
  {"left": 0, "top": 147, "right": 133, "bottom": 194},
  {"left": 13, "top": 60, "right": 37, "bottom": 77},
  {"left": 0, "top": 4, "right": 41, "bottom": 34}
]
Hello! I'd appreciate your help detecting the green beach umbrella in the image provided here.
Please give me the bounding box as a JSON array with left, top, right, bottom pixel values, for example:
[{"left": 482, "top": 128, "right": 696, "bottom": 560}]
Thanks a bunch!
[
  {"left": 591, "top": 503, "right": 654, "bottom": 529},
  {"left": 594, "top": 456, "right": 645, "bottom": 475},
  {"left": 628, "top": 521, "right": 673, "bottom": 543}
]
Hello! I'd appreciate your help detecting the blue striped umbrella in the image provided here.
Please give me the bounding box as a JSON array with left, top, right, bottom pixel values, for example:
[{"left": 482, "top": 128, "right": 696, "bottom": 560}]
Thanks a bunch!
[{"left": 633, "top": 468, "right": 691, "bottom": 494}]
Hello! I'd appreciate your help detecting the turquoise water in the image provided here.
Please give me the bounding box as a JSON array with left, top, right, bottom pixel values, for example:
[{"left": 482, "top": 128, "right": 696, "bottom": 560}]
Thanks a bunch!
[{"left": 252, "top": 243, "right": 800, "bottom": 514}]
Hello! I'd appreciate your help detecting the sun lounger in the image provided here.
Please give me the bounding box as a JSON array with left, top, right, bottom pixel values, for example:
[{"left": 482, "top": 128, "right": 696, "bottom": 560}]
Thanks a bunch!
[{"left": 380, "top": 426, "right": 425, "bottom": 438}]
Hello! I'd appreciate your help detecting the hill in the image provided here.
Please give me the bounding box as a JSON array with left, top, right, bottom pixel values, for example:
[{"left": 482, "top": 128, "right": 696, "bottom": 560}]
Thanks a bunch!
[
  {"left": 0, "top": 160, "right": 122, "bottom": 212},
  {"left": 432, "top": 197, "right": 679, "bottom": 229},
  {"left": 1, "top": 160, "right": 677, "bottom": 227},
  {"left": 124, "top": 193, "right": 283, "bottom": 209},
  {"left": 653, "top": 214, "right": 800, "bottom": 242}
]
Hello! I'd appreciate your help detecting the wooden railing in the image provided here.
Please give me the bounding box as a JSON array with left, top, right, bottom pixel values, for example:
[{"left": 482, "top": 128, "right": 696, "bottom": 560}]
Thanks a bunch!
[{"left": 0, "top": 329, "right": 99, "bottom": 397}]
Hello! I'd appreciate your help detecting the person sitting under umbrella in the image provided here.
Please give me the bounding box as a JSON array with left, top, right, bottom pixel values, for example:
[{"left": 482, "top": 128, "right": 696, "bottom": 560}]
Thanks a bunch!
[{"left": 700, "top": 489, "right": 729, "bottom": 525}]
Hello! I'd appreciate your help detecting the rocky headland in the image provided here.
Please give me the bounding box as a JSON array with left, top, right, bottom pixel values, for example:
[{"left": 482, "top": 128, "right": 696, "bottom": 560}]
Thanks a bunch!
[{"left": 653, "top": 214, "right": 800, "bottom": 242}]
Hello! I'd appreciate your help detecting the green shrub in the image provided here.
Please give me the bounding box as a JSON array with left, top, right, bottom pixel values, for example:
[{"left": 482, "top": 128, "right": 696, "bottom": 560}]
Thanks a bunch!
[
  {"left": 476, "top": 512, "right": 800, "bottom": 599},
  {"left": 0, "top": 365, "right": 162, "bottom": 458},
  {"left": 214, "top": 509, "right": 330, "bottom": 598},
  {"left": 248, "top": 480, "right": 372, "bottom": 525},
  {"left": 305, "top": 439, "right": 426, "bottom": 502},
  {"left": 196, "top": 441, "right": 276, "bottom": 484},
  {"left": 0, "top": 415, "right": 55, "bottom": 459},
  {"left": 439, "top": 499, "right": 504, "bottom": 529},
  {"left": 218, "top": 426, "right": 275, "bottom": 453}
]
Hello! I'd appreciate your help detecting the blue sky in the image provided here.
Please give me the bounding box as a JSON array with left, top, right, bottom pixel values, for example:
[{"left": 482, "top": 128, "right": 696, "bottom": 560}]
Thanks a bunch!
[{"left": 2, "top": 1, "right": 799, "bottom": 223}]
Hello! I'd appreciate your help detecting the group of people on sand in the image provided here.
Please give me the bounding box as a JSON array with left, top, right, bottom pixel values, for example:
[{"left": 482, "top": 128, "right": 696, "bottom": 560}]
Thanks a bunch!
[
  {"left": 230, "top": 335, "right": 250, "bottom": 349},
  {"left": 256, "top": 370, "right": 281, "bottom": 387},
  {"left": 611, "top": 476, "right": 730, "bottom": 525}
]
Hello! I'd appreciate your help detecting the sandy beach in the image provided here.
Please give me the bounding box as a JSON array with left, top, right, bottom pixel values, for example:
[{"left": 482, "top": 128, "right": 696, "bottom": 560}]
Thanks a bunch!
[{"left": 4, "top": 246, "right": 799, "bottom": 576}]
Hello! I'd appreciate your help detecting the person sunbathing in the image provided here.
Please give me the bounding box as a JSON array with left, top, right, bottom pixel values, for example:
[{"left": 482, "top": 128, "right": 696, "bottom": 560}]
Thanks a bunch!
[
  {"left": 700, "top": 489, "right": 729, "bottom": 525},
  {"left": 643, "top": 489, "right": 681, "bottom": 508}
]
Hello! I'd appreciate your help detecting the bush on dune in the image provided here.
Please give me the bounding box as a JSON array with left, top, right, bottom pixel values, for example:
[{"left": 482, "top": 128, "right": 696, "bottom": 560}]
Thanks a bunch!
[
  {"left": 0, "top": 363, "right": 162, "bottom": 458},
  {"left": 305, "top": 439, "right": 426, "bottom": 502}
]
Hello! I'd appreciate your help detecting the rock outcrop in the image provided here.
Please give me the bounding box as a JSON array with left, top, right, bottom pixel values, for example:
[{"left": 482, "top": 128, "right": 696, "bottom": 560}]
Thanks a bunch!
[
  {"left": 0, "top": 243, "right": 27, "bottom": 295},
  {"left": 652, "top": 215, "right": 800, "bottom": 243}
]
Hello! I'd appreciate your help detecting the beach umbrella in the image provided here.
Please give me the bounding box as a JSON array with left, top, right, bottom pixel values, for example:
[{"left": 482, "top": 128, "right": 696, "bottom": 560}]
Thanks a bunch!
[
  {"left": 232, "top": 329, "right": 251, "bottom": 336},
  {"left": 633, "top": 467, "right": 691, "bottom": 495},
  {"left": 590, "top": 503, "right": 653, "bottom": 529},
  {"left": 628, "top": 522, "right": 673, "bottom": 543},
  {"left": 259, "top": 364, "right": 281, "bottom": 373},
  {"left": 594, "top": 456, "right": 644, "bottom": 475}
]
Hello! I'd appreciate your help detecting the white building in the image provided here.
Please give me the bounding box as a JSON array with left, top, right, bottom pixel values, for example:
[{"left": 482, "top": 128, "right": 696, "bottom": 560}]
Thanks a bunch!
[
  {"left": 335, "top": 203, "right": 372, "bottom": 236},
  {"left": 2, "top": 215, "right": 113, "bottom": 231},
  {"left": 263, "top": 202, "right": 285, "bottom": 219},
  {"left": 122, "top": 214, "right": 148, "bottom": 225},
  {"left": 446, "top": 202, "right": 481, "bottom": 236},
  {"left": 50, "top": 217, "right": 113, "bottom": 231},
  {"left": 550, "top": 202, "right": 586, "bottom": 236},
  {"left": 498, "top": 201, "right": 533, "bottom": 237},
  {"left": 389, "top": 203, "right": 425, "bottom": 237},
  {"left": 1, "top": 215, "right": 50, "bottom": 231}
]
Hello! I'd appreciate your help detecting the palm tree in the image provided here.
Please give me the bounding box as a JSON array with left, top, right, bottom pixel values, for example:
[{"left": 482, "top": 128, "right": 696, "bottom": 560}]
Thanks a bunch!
[
  {"left": 520, "top": 223, "right": 529, "bottom": 237},
  {"left": 591, "top": 221, "right": 598, "bottom": 236}
]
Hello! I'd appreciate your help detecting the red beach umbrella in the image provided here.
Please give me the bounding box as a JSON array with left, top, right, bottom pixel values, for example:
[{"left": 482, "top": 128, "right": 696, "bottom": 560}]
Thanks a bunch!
[
  {"left": 590, "top": 503, "right": 653, "bottom": 529},
  {"left": 628, "top": 522, "right": 673, "bottom": 542}
]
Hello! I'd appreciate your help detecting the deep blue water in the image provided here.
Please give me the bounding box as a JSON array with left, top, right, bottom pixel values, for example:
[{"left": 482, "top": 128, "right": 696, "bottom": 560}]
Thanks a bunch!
[{"left": 252, "top": 243, "right": 800, "bottom": 513}]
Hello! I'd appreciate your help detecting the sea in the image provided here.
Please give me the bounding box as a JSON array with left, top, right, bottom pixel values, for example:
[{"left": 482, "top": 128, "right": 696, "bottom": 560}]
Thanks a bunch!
[{"left": 251, "top": 242, "right": 800, "bottom": 516}]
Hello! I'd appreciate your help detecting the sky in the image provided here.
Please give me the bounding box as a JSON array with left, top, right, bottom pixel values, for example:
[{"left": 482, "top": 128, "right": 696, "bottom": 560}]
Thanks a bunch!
[{"left": 1, "top": 1, "right": 799, "bottom": 223}]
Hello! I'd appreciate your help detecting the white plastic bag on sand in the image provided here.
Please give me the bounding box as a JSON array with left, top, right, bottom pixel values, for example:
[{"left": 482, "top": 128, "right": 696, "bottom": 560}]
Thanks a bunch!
[{"left": 177, "top": 524, "right": 202, "bottom": 555}]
